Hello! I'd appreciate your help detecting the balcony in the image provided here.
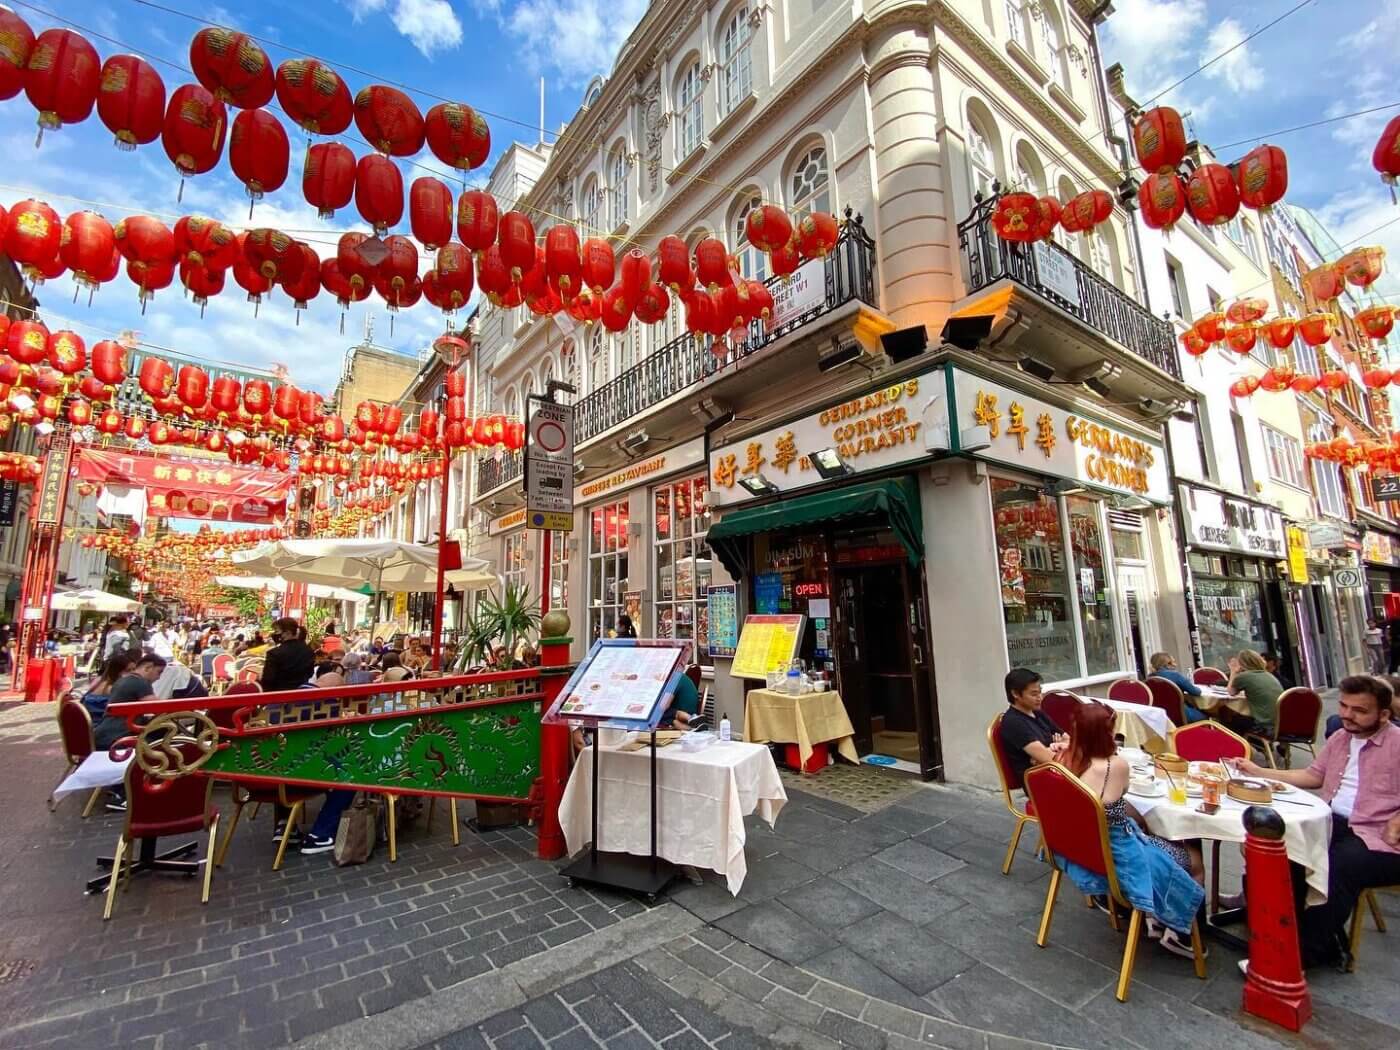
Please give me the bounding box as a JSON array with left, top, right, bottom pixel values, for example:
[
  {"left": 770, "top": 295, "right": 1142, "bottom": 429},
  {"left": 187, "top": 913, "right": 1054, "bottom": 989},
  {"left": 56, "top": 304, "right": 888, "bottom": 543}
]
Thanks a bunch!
[
  {"left": 956, "top": 190, "right": 1184, "bottom": 390},
  {"left": 476, "top": 212, "right": 879, "bottom": 498}
]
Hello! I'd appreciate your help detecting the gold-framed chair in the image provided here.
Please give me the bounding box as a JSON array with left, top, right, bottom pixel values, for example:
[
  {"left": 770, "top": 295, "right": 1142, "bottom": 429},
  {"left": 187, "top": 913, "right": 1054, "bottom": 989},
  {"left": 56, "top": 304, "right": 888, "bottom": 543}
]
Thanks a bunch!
[
  {"left": 987, "top": 714, "right": 1040, "bottom": 876},
  {"left": 1024, "top": 762, "right": 1206, "bottom": 1002},
  {"left": 1347, "top": 886, "right": 1395, "bottom": 971}
]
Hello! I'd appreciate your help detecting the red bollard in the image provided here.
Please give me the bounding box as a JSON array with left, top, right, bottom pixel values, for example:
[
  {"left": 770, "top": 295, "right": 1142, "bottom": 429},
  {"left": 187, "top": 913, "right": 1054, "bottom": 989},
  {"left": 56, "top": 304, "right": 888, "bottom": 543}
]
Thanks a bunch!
[
  {"left": 535, "top": 633, "right": 573, "bottom": 860},
  {"left": 1242, "top": 805, "right": 1312, "bottom": 1032}
]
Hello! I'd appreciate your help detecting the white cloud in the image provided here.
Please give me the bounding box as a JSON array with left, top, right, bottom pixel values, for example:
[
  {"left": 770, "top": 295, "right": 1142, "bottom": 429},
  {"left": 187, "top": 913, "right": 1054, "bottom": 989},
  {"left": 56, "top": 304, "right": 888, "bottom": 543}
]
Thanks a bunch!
[
  {"left": 474, "top": 0, "right": 648, "bottom": 87},
  {"left": 346, "top": 0, "right": 463, "bottom": 58},
  {"left": 1200, "top": 18, "right": 1255, "bottom": 95},
  {"left": 1101, "top": 0, "right": 1207, "bottom": 102}
]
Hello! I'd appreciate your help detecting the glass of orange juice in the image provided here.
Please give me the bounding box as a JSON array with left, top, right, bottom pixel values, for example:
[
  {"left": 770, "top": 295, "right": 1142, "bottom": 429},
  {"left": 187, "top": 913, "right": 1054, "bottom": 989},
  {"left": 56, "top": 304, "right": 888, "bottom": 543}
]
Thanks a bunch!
[{"left": 1167, "top": 779, "right": 1187, "bottom": 806}]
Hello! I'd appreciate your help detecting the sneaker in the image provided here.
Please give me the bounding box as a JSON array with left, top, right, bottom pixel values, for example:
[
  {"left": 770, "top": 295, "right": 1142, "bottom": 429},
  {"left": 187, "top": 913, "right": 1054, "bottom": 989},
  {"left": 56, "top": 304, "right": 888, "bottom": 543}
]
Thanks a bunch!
[
  {"left": 1089, "top": 895, "right": 1111, "bottom": 916},
  {"left": 1144, "top": 917, "right": 1165, "bottom": 941},
  {"left": 1160, "top": 929, "right": 1205, "bottom": 960},
  {"left": 300, "top": 833, "right": 334, "bottom": 856},
  {"left": 1217, "top": 892, "right": 1246, "bottom": 910},
  {"left": 272, "top": 823, "right": 303, "bottom": 845},
  {"left": 1238, "top": 959, "right": 1250, "bottom": 978},
  {"left": 105, "top": 798, "right": 127, "bottom": 813}
]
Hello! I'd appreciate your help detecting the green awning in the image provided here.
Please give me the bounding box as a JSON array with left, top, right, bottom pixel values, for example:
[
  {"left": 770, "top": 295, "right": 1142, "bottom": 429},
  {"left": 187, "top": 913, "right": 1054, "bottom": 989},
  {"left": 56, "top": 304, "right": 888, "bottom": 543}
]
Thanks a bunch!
[{"left": 707, "top": 477, "right": 923, "bottom": 579}]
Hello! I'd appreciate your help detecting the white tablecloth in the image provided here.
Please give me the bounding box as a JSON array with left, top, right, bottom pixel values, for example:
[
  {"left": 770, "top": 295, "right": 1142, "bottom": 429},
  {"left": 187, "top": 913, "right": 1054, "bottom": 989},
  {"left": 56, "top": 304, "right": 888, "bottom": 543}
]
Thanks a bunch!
[
  {"left": 1098, "top": 698, "right": 1173, "bottom": 741},
  {"left": 559, "top": 739, "right": 787, "bottom": 895},
  {"left": 54, "top": 751, "right": 132, "bottom": 797},
  {"left": 1134, "top": 786, "right": 1333, "bottom": 903}
]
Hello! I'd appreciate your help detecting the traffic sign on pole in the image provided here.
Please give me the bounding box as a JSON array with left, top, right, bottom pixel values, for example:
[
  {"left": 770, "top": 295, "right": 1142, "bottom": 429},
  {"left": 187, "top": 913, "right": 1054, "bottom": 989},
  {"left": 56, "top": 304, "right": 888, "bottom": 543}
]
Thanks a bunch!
[{"left": 525, "top": 395, "right": 574, "bottom": 531}]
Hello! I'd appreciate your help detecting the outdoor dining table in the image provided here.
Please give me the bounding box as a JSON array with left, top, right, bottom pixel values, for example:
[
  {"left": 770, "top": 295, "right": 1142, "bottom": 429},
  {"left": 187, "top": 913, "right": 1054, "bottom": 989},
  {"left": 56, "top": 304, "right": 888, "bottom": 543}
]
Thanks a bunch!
[
  {"left": 558, "top": 737, "right": 786, "bottom": 895},
  {"left": 1193, "top": 685, "right": 1252, "bottom": 718},
  {"left": 742, "top": 688, "right": 860, "bottom": 769},
  {"left": 1076, "top": 694, "right": 1173, "bottom": 753},
  {"left": 1132, "top": 781, "right": 1333, "bottom": 905}
]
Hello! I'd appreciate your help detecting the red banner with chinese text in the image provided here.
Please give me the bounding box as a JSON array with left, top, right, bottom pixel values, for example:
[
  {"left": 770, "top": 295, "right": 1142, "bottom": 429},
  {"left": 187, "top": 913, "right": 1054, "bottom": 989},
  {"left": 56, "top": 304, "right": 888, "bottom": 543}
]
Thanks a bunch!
[{"left": 74, "top": 447, "right": 292, "bottom": 523}]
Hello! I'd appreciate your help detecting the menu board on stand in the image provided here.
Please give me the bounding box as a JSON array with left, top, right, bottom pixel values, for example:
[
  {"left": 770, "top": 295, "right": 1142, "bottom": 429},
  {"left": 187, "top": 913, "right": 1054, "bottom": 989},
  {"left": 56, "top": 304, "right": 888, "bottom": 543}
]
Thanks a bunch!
[{"left": 730, "top": 614, "right": 806, "bottom": 680}]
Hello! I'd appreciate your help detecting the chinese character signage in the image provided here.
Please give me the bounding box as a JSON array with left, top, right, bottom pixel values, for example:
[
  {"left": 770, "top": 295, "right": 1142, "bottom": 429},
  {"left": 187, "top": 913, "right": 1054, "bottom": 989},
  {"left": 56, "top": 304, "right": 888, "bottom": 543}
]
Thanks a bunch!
[
  {"left": 34, "top": 435, "right": 73, "bottom": 527},
  {"left": 74, "top": 446, "right": 290, "bottom": 522}
]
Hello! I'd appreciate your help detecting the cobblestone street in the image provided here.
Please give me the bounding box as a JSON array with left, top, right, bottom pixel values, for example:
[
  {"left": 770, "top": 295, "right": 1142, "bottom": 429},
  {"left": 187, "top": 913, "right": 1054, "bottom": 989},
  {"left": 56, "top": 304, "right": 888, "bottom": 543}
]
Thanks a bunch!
[{"left": 3, "top": 701, "right": 1397, "bottom": 1050}]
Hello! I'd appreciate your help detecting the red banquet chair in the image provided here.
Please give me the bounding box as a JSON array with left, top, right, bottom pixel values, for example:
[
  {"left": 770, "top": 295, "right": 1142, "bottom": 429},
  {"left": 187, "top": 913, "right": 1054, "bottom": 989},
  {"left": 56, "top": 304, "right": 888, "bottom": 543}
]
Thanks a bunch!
[
  {"left": 1145, "top": 677, "right": 1187, "bottom": 728},
  {"left": 1270, "top": 687, "right": 1324, "bottom": 767},
  {"left": 1168, "top": 720, "right": 1249, "bottom": 914},
  {"left": 1192, "top": 667, "right": 1228, "bottom": 687},
  {"left": 1107, "top": 679, "right": 1152, "bottom": 706},
  {"left": 100, "top": 744, "right": 220, "bottom": 920},
  {"left": 1024, "top": 763, "right": 1206, "bottom": 1001},
  {"left": 51, "top": 696, "right": 104, "bottom": 818},
  {"left": 211, "top": 653, "right": 234, "bottom": 680},
  {"left": 987, "top": 714, "right": 1040, "bottom": 876},
  {"left": 1040, "top": 690, "right": 1082, "bottom": 735}
]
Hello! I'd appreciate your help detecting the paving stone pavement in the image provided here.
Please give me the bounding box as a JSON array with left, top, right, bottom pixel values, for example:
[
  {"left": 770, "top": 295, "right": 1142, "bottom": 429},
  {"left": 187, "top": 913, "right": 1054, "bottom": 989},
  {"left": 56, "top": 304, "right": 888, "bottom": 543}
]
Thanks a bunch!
[{"left": 2, "top": 701, "right": 1398, "bottom": 1050}]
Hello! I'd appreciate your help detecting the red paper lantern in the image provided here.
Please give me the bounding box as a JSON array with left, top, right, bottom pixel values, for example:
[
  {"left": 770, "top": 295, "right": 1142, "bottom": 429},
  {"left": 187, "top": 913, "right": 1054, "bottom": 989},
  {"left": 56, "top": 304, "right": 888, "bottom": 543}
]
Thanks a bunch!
[
  {"left": 375, "top": 235, "right": 418, "bottom": 304},
  {"left": 1298, "top": 312, "right": 1336, "bottom": 347},
  {"left": 433, "top": 242, "right": 474, "bottom": 306},
  {"left": 656, "top": 235, "right": 692, "bottom": 291},
  {"left": 67, "top": 398, "right": 92, "bottom": 427},
  {"left": 322, "top": 258, "right": 370, "bottom": 309},
  {"left": 127, "top": 257, "right": 174, "bottom": 307},
  {"left": 179, "top": 258, "right": 225, "bottom": 309},
  {"left": 1236, "top": 144, "right": 1287, "bottom": 212},
  {"left": 138, "top": 356, "right": 174, "bottom": 399},
  {"left": 1224, "top": 324, "right": 1258, "bottom": 355},
  {"left": 1263, "top": 316, "right": 1297, "bottom": 349},
  {"left": 1225, "top": 298, "right": 1268, "bottom": 325},
  {"left": 96, "top": 407, "right": 120, "bottom": 434},
  {"left": 282, "top": 243, "right": 321, "bottom": 311},
  {"left": 272, "top": 384, "right": 301, "bottom": 422},
  {"left": 1357, "top": 305, "right": 1396, "bottom": 341},
  {"left": 748, "top": 280, "right": 774, "bottom": 327},
  {"left": 1319, "top": 369, "right": 1348, "bottom": 391},
  {"left": 578, "top": 237, "right": 614, "bottom": 294},
  {"left": 685, "top": 290, "right": 717, "bottom": 337},
  {"left": 445, "top": 370, "right": 467, "bottom": 398},
  {"left": 355, "top": 153, "right": 403, "bottom": 234},
  {"left": 24, "top": 28, "right": 100, "bottom": 136},
  {"left": 770, "top": 240, "right": 801, "bottom": 278},
  {"left": 301, "top": 141, "right": 355, "bottom": 220},
  {"left": 1228, "top": 376, "right": 1260, "bottom": 398},
  {"left": 745, "top": 205, "right": 793, "bottom": 253},
  {"left": 7, "top": 320, "right": 48, "bottom": 364},
  {"left": 46, "top": 330, "right": 84, "bottom": 375},
  {"left": 97, "top": 53, "right": 165, "bottom": 149},
  {"left": 445, "top": 395, "right": 466, "bottom": 422},
  {"left": 497, "top": 210, "right": 535, "bottom": 282},
  {"left": 90, "top": 340, "right": 127, "bottom": 385},
  {"left": 232, "top": 236, "right": 272, "bottom": 305},
  {"left": 1185, "top": 163, "right": 1240, "bottom": 226},
  {"left": 424, "top": 101, "right": 490, "bottom": 170},
  {"left": 244, "top": 378, "right": 271, "bottom": 415},
  {"left": 1259, "top": 366, "right": 1296, "bottom": 393},
  {"left": 633, "top": 282, "right": 670, "bottom": 325},
  {"left": 177, "top": 364, "right": 209, "bottom": 408},
  {"left": 59, "top": 211, "right": 115, "bottom": 290},
  {"left": 1303, "top": 264, "right": 1344, "bottom": 304},
  {"left": 795, "top": 211, "right": 839, "bottom": 258},
  {"left": 379, "top": 405, "right": 403, "bottom": 436},
  {"left": 544, "top": 224, "right": 582, "bottom": 299},
  {"left": 0, "top": 6, "right": 35, "bottom": 101},
  {"left": 229, "top": 107, "right": 289, "bottom": 201},
  {"left": 374, "top": 272, "right": 421, "bottom": 312},
  {"left": 1138, "top": 172, "right": 1186, "bottom": 232},
  {"left": 354, "top": 85, "right": 424, "bottom": 156},
  {"left": 274, "top": 57, "right": 351, "bottom": 135},
  {"left": 4, "top": 198, "right": 60, "bottom": 274},
  {"left": 210, "top": 375, "right": 240, "bottom": 414},
  {"left": 1030, "top": 197, "right": 1061, "bottom": 241},
  {"left": 243, "top": 227, "right": 304, "bottom": 285},
  {"left": 1179, "top": 329, "right": 1209, "bottom": 357},
  {"left": 990, "top": 193, "right": 1039, "bottom": 243},
  {"left": 695, "top": 237, "right": 734, "bottom": 289},
  {"left": 1373, "top": 114, "right": 1400, "bottom": 192},
  {"left": 1338, "top": 246, "right": 1385, "bottom": 289},
  {"left": 1132, "top": 107, "right": 1186, "bottom": 173},
  {"left": 1059, "top": 190, "right": 1112, "bottom": 235},
  {"left": 114, "top": 215, "right": 174, "bottom": 271},
  {"left": 599, "top": 286, "right": 631, "bottom": 333},
  {"left": 1290, "top": 374, "right": 1321, "bottom": 395},
  {"left": 162, "top": 83, "right": 228, "bottom": 177},
  {"left": 1363, "top": 368, "right": 1393, "bottom": 390},
  {"left": 123, "top": 415, "right": 145, "bottom": 440},
  {"left": 619, "top": 248, "right": 652, "bottom": 308},
  {"left": 456, "top": 188, "right": 499, "bottom": 255},
  {"left": 189, "top": 28, "right": 272, "bottom": 108},
  {"left": 410, "top": 177, "right": 453, "bottom": 250}
]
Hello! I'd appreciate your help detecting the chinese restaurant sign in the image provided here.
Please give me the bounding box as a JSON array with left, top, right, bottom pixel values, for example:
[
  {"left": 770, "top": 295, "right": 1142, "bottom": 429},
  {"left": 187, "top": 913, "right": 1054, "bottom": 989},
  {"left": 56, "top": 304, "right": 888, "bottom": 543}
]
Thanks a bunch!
[
  {"left": 949, "top": 369, "right": 1171, "bottom": 502},
  {"left": 576, "top": 436, "right": 705, "bottom": 505},
  {"left": 488, "top": 507, "right": 527, "bottom": 535},
  {"left": 74, "top": 447, "right": 292, "bottom": 523},
  {"left": 708, "top": 374, "right": 932, "bottom": 505},
  {"left": 1179, "top": 483, "right": 1285, "bottom": 558}
]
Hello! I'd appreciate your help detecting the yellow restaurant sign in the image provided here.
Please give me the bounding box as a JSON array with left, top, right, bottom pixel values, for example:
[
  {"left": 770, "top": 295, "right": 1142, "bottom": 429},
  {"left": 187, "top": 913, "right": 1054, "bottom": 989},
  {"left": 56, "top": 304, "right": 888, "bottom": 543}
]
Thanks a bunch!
[
  {"left": 574, "top": 436, "right": 705, "bottom": 504},
  {"left": 488, "top": 507, "right": 527, "bottom": 536}
]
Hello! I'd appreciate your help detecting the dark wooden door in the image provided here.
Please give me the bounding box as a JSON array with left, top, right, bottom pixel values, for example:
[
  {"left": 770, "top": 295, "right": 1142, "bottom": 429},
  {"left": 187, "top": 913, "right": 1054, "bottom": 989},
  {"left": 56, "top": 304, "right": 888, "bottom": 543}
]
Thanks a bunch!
[{"left": 833, "top": 569, "right": 873, "bottom": 753}]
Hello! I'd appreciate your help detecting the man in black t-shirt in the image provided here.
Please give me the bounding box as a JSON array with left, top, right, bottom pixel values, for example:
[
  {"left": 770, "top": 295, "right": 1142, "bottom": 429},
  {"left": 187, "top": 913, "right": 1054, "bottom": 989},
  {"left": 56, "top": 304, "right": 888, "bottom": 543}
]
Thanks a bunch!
[
  {"left": 997, "top": 667, "right": 1067, "bottom": 787},
  {"left": 93, "top": 655, "right": 167, "bottom": 751}
]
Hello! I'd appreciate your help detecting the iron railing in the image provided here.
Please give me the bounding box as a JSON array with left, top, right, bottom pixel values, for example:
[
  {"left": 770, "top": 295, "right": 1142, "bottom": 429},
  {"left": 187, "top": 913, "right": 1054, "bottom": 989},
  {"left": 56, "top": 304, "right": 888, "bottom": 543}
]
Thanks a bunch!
[
  {"left": 956, "top": 187, "right": 1180, "bottom": 380},
  {"left": 476, "top": 209, "right": 879, "bottom": 496}
]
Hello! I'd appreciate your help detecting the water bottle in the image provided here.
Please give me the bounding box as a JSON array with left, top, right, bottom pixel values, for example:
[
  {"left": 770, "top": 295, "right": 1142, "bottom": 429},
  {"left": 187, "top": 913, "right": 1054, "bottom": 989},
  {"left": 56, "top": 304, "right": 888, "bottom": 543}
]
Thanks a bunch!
[
  {"left": 785, "top": 665, "right": 802, "bottom": 695},
  {"left": 719, "top": 715, "right": 731, "bottom": 743}
]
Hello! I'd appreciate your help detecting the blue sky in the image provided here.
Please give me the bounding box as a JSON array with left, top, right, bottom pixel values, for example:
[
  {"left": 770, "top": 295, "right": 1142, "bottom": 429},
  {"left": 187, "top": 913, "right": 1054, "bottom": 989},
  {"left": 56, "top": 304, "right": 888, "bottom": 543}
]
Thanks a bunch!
[{"left": 0, "top": 0, "right": 1393, "bottom": 398}]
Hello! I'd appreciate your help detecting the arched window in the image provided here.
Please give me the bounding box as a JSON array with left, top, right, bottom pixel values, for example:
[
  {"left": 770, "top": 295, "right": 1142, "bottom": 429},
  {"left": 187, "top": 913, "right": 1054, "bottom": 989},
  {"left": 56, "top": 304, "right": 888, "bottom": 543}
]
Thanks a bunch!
[
  {"left": 588, "top": 327, "right": 608, "bottom": 393},
  {"left": 607, "top": 146, "right": 628, "bottom": 229},
  {"left": 718, "top": 6, "right": 753, "bottom": 116},
  {"left": 580, "top": 175, "right": 600, "bottom": 237},
  {"left": 1085, "top": 226, "right": 1121, "bottom": 286},
  {"left": 1014, "top": 142, "right": 1046, "bottom": 196},
  {"left": 675, "top": 61, "right": 703, "bottom": 158},
  {"left": 733, "top": 193, "right": 767, "bottom": 281},
  {"left": 967, "top": 110, "right": 999, "bottom": 199},
  {"left": 540, "top": 356, "right": 555, "bottom": 394},
  {"left": 503, "top": 389, "right": 520, "bottom": 421},
  {"left": 1040, "top": 5, "right": 1069, "bottom": 88},
  {"left": 1005, "top": 0, "right": 1030, "bottom": 44},
  {"left": 521, "top": 370, "right": 535, "bottom": 403},
  {"left": 559, "top": 341, "right": 579, "bottom": 403},
  {"left": 789, "top": 144, "right": 830, "bottom": 217}
]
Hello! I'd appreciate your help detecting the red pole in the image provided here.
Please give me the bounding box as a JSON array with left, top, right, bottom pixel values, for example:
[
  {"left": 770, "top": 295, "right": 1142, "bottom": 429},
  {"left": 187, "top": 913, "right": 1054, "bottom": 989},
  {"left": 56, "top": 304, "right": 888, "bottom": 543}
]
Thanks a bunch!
[
  {"left": 536, "top": 631, "right": 571, "bottom": 860},
  {"left": 1242, "top": 806, "right": 1312, "bottom": 1031},
  {"left": 540, "top": 528, "right": 551, "bottom": 616},
  {"left": 432, "top": 444, "right": 452, "bottom": 672}
]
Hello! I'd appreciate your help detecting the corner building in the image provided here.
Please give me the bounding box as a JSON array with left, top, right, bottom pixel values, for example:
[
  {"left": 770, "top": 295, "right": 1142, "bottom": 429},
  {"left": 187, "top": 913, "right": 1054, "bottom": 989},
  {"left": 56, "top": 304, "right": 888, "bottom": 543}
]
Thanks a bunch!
[{"left": 469, "top": 0, "right": 1194, "bottom": 787}]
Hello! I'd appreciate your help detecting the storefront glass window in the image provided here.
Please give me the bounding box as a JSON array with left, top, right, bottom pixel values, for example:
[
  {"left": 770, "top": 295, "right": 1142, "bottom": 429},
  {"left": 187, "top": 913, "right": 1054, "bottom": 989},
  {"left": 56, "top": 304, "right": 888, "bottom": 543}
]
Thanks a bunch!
[
  {"left": 1068, "top": 495, "right": 1119, "bottom": 676},
  {"left": 654, "top": 475, "right": 712, "bottom": 665},
  {"left": 588, "top": 501, "right": 629, "bottom": 641},
  {"left": 1194, "top": 577, "right": 1268, "bottom": 672},
  {"left": 991, "top": 477, "right": 1079, "bottom": 683},
  {"left": 503, "top": 531, "right": 528, "bottom": 594},
  {"left": 549, "top": 529, "right": 570, "bottom": 612}
]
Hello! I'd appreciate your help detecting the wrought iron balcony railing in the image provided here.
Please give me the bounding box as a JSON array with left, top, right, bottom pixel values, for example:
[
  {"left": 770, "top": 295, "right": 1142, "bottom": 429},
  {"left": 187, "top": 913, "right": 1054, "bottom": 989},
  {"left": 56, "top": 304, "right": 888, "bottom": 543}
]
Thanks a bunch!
[
  {"left": 476, "top": 209, "right": 879, "bottom": 496},
  {"left": 956, "top": 189, "right": 1181, "bottom": 380}
]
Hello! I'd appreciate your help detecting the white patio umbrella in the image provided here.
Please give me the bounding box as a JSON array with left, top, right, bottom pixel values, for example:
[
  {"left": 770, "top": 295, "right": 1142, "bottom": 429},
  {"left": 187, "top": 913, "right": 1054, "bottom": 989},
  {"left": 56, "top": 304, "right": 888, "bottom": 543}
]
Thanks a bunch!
[
  {"left": 214, "top": 575, "right": 370, "bottom": 606},
  {"left": 231, "top": 538, "right": 493, "bottom": 593},
  {"left": 50, "top": 588, "right": 142, "bottom": 613}
]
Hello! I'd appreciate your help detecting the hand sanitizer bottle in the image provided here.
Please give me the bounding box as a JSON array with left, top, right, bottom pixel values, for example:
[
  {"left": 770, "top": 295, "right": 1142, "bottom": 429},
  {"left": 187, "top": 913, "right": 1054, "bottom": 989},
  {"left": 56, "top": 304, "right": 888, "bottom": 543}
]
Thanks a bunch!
[{"left": 719, "top": 715, "right": 731, "bottom": 743}]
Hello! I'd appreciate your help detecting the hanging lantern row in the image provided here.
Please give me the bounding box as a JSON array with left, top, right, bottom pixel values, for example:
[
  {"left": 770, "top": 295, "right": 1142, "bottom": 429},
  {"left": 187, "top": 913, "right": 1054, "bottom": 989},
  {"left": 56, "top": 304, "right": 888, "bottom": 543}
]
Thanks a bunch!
[
  {"left": 1301, "top": 247, "right": 1388, "bottom": 303},
  {"left": 0, "top": 13, "right": 491, "bottom": 189},
  {"left": 0, "top": 450, "right": 40, "bottom": 482},
  {"left": 1305, "top": 437, "right": 1400, "bottom": 474}
]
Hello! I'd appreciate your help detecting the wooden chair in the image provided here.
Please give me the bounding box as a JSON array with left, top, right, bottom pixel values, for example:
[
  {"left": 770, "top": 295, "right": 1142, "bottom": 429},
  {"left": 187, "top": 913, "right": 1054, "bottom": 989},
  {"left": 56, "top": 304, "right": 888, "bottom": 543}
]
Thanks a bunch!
[
  {"left": 1024, "top": 763, "right": 1206, "bottom": 1001},
  {"left": 1348, "top": 887, "right": 1395, "bottom": 972},
  {"left": 987, "top": 713, "right": 1040, "bottom": 876},
  {"left": 1192, "top": 667, "right": 1228, "bottom": 687},
  {"left": 1145, "top": 677, "right": 1187, "bottom": 728},
  {"left": 1271, "top": 688, "right": 1323, "bottom": 767},
  {"left": 1107, "top": 679, "right": 1153, "bottom": 706},
  {"left": 1041, "top": 690, "right": 1082, "bottom": 734},
  {"left": 102, "top": 746, "right": 219, "bottom": 920},
  {"left": 51, "top": 697, "right": 104, "bottom": 818}
]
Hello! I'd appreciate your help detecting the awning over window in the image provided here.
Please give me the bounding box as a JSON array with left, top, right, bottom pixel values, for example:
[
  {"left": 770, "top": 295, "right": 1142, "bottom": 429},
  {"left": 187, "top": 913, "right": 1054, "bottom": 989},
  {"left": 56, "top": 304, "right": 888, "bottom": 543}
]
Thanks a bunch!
[{"left": 706, "top": 477, "right": 923, "bottom": 579}]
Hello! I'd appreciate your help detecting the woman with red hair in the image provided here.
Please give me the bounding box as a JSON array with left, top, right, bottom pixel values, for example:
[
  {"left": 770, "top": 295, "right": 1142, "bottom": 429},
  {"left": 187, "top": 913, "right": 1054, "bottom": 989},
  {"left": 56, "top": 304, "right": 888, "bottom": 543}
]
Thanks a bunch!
[{"left": 1057, "top": 702, "right": 1205, "bottom": 959}]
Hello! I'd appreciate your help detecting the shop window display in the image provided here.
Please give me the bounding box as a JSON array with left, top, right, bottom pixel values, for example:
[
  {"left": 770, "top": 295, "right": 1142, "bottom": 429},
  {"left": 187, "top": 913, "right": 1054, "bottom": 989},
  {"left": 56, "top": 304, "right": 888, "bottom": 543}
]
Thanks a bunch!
[
  {"left": 1067, "top": 495, "right": 1119, "bottom": 677},
  {"left": 654, "top": 475, "right": 712, "bottom": 665},
  {"left": 992, "top": 477, "right": 1079, "bottom": 683},
  {"left": 588, "top": 500, "right": 629, "bottom": 641},
  {"left": 1194, "top": 577, "right": 1269, "bottom": 673}
]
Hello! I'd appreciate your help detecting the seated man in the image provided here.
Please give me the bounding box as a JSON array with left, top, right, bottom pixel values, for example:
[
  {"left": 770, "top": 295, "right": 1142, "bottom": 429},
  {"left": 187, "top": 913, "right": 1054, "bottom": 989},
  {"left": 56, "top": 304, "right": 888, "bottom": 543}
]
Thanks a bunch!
[
  {"left": 1147, "top": 651, "right": 1207, "bottom": 722},
  {"left": 93, "top": 655, "right": 167, "bottom": 751},
  {"left": 996, "top": 667, "right": 1067, "bottom": 787},
  {"left": 1234, "top": 675, "right": 1400, "bottom": 970}
]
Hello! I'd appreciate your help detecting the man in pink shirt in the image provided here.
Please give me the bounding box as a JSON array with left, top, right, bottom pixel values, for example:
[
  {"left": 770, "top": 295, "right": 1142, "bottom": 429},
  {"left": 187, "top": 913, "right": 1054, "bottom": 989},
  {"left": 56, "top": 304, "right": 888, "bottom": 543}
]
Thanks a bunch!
[{"left": 1237, "top": 675, "right": 1400, "bottom": 969}]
